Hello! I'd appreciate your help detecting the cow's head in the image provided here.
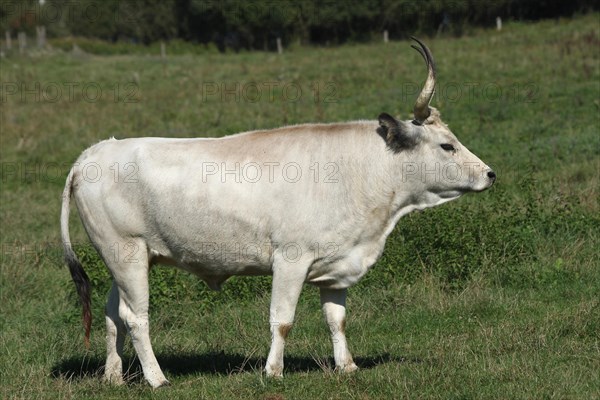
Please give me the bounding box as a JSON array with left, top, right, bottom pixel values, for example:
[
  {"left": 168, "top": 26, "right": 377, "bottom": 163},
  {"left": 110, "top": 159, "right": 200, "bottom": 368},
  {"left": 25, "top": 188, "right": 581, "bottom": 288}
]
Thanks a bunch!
[{"left": 377, "top": 37, "right": 495, "bottom": 204}]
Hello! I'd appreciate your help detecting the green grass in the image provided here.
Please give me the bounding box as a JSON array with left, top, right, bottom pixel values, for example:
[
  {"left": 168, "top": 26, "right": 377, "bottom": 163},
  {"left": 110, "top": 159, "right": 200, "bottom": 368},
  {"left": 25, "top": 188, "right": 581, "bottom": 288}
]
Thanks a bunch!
[{"left": 1, "top": 14, "right": 599, "bottom": 399}]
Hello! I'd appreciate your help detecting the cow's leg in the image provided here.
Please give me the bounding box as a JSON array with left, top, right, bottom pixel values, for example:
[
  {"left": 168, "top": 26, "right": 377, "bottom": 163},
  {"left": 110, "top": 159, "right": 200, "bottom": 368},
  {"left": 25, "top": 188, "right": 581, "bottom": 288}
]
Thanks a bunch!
[
  {"left": 265, "top": 253, "right": 309, "bottom": 377},
  {"left": 108, "top": 241, "right": 169, "bottom": 388},
  {"left": 104, "top": 281, "right": 126, "bottom": 384},
  {"left": 320, "top": 288, "right": 358, "bottom": 372}
]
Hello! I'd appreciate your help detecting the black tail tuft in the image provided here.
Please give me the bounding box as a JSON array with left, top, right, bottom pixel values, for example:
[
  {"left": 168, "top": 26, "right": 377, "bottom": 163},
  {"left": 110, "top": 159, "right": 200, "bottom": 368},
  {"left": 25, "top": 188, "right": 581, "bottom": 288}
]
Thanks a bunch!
[{"left": 65, "top": 249, "right": 92, "bottom": 348}]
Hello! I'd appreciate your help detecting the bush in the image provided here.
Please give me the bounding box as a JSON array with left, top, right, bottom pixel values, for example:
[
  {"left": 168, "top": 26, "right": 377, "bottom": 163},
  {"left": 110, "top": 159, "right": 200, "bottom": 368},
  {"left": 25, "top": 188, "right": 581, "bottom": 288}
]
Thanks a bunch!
[{"left": 358, "top": 170, "right": 598, "bottom": 292}]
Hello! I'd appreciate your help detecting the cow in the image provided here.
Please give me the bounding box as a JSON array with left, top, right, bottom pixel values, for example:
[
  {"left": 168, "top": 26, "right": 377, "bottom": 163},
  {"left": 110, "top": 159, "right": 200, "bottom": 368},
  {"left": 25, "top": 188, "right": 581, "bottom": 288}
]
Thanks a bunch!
[{"left": 61, "top": 38, "right": 495, "bottom": 388}]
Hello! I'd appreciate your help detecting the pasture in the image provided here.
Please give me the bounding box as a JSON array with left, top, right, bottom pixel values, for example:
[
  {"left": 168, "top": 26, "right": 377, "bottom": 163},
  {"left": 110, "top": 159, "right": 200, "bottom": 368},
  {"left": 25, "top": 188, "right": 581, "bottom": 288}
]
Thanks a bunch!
[{"left": 1, "top": 13, "right": 599, "bottom": 399}]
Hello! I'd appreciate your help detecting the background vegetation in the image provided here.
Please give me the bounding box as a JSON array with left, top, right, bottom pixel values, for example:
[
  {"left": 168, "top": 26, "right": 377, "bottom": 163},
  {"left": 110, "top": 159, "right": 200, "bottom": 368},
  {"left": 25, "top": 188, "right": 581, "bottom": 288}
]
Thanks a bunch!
[
  {"left": 1, "top": 0, "right": 598, "bottom": 50},
  {"left": 1, "top": 12, "right": 599, "bottom": 399}
]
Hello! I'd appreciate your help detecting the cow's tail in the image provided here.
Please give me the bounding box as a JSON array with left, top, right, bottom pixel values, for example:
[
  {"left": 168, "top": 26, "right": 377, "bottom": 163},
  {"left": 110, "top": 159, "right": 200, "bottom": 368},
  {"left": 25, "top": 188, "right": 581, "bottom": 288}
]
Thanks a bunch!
[{"left": 61, "top": 167, "right": 92, "bottom": 349}]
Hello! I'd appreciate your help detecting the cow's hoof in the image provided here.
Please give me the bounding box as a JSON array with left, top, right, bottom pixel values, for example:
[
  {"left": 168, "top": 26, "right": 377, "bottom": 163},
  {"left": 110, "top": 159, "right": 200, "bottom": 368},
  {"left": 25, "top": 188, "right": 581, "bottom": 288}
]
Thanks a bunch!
[
  {"left": 265, "top": 364, "right": 283, "bottom": 378},
  {"left": 150, "top": 379, "right": 171, "bottom": 389},
  {"left": 148, "top": 378, "right": 171, "bottom": 389},
  {"left": 338, "top": 363, "right": 359, "bottom": 373},
  {"left": 103, "top": 374, "right": 124, "bottom": 386}
]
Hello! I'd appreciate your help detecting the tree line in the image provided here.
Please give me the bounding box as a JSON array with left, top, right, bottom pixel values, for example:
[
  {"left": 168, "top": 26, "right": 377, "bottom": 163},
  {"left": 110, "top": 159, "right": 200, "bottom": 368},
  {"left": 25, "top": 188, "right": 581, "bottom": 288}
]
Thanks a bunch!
[{"left": 1, "top": 0, "right": 597, "bottom": 51}]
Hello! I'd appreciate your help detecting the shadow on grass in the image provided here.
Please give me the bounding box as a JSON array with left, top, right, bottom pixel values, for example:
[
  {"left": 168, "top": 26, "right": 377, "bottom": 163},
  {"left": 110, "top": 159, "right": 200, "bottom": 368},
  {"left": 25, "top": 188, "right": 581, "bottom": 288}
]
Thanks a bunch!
[{"left": 51, "top": 351, "right": 417, "bottom": 381}]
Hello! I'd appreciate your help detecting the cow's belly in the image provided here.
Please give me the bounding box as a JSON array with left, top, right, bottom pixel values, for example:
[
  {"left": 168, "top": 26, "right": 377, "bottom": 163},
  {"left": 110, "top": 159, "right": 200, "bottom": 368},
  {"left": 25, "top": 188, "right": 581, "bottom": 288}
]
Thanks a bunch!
[
  {"left": 144, "top": 198, "right": 276, "bottom": 286},
  {"left": 150, "top": 242, "right": 274, "bottom": 290}
]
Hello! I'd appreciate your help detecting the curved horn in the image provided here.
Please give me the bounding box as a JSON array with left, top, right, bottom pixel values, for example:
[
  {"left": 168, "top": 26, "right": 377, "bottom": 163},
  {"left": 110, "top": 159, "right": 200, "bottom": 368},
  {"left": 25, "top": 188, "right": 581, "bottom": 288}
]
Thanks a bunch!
[{"left": 410, "top": 36, "right": 436, "bottom": 124}]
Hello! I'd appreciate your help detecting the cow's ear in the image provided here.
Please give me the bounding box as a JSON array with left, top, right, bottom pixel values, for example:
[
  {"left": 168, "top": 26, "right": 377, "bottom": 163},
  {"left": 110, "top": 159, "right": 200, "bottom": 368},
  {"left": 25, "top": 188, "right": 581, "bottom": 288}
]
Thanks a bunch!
[{"left": 377, "top": 113, "right": 418, "bottom": 152}]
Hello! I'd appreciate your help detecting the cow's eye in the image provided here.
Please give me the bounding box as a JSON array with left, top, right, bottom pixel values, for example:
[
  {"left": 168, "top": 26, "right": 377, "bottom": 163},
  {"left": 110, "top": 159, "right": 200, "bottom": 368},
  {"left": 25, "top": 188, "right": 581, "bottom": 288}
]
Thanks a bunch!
[{"left": 441, "top": 144, "right": 455, "bottom": 151}]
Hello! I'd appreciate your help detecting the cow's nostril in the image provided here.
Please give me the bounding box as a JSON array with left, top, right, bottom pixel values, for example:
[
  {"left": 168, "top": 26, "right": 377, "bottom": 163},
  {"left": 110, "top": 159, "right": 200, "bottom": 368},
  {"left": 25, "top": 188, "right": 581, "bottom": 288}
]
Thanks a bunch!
[{"left": 487, "top": 170, "right": 496, "bottom": 180}]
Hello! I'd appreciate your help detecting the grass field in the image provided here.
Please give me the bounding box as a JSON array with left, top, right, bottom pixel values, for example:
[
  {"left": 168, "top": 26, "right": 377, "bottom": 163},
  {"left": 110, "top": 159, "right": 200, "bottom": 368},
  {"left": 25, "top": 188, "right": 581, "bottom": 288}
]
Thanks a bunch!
[{"left": 1, "top": 14, "right": 599, "bottom": 399}]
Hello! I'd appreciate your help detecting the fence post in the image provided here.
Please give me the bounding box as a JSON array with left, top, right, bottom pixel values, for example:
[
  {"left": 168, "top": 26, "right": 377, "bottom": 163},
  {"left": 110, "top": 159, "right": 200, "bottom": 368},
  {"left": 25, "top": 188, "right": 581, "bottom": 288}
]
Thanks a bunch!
[
  {"left": 5, "top": 31, "right": 11, "bottom": 50},
  {"left": 36, "top": 26, "right": 46, "bottom": 48},
  {"left": 18, "top": 32, "right": 26, "bottom": 54},
  {"left": 276, "top": 37, "right": 283, "bottom": 54},
  {"left": 383, "top": 30, "right": 389, "bottom": 43}
]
